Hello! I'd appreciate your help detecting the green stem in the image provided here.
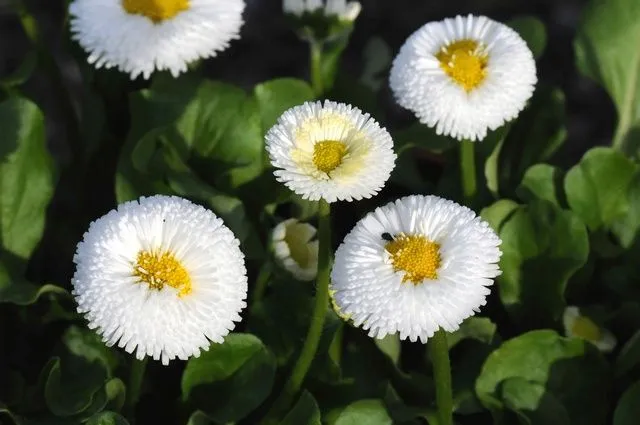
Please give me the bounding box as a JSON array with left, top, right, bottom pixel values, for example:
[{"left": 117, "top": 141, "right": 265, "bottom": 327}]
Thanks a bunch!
[
  {"left": 125, "top": 358, "right": 148, "bottom": 422},
  {"left": 429, "top": 329, "right": 453, "bottom": 425},
  {"left": 310, "top": 41, "right": 324, "bottom": 96},
  {"left": 12, "top": 0, "right": 82, "bottom": 162},
  {"left": 460, "top": 140, "right": 477, "bottom": 204},
  {"left": 262, "top": 200, "right": 332, "bottom": 423},
  {"left": 251, "top": 262, "right": 272, "bottom": 308}
]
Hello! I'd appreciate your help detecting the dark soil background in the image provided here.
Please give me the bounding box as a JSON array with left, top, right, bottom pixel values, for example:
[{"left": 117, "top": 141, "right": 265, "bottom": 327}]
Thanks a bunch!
[{"left": 0, "top": 0, "right": 615, "bottom": 289}]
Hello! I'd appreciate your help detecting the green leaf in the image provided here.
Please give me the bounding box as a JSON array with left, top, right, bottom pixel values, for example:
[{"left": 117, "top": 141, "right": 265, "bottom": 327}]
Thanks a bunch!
[
  {"left": 500, "top": 378, "right": 571, "bottom": 425},
  {"left": 564, "top": 147, "right": 638, "bottom": 230},
  {"left": 45, "top": 326, "right": 115, "bottom": 417},
  {"left": 0, "top": 97, "right": 56, "bottom": 274},
  {"left": 613, "top": 381, "right": 640, "bottom": 425},
  {"left": 498, "top": 201, "right": 589, "bottom": 323},
  {"left": 86, "top": 411, "right": 129, "bottom": 425},
  {"left": 1, "top": 51, "right": 37, "bottom": 90},
  {"left": 0, "top": 280, "right": 68, "bottom": 306},
  {"left": 476, "top": 330, "right": 609, "bottom": 425},
  {"left": 181, "top": 333, "right": 276, "bottom": 423},
  {"left": 334, "top": 400, "right": 393, "bottom": 425},
  {"left": 611, "top": 172, "right": 640, "bottom": 247},
  {"left": 104, "top": 379, "right": 126, "bottom": 413},
  {"left": 486, "top": 86, "right": 566, "bottom": 197},
  {"left": 480, "top": 199, "right": 520, "bottom": 233},
  {"left": 279, "top": 391, "right": 321, "bottom": 425},
  {"left": 575, "top": 0, "right": 640, "bottom": 153},
  {"left": 448, "top": 317, "right": 497, "bottom": 349},
  {"left": 253, "top": 79, "right": 315, "bottom": 131},
  {"left": 375, "top": 334, "right": 401, "bottom": 365},
  {"left": 508, "top": 17, "right": 548, "bottom": 59},
  {"left": 615, "top": 330, "right": 640, "bottom": 378},
  {"left": 186, "top": 411, "right": 213, "bottom": 425},
  {"left": 516, "top": 164, "right": 563, "bottom": 207}
]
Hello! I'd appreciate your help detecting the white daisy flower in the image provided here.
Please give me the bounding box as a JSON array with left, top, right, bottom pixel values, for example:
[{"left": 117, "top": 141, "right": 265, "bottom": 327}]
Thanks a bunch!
[
  {"left": 69, "top": 0, "right": 245, "bottom": 79},
  {"left": 272, "top": 219, "right": 319, "bottom": 281},
  {"left": 72, "top": 195, "right": 248, "bottom": 365},
  {"left": 265, "top": 100, "right": 396, "bottom": 203},
  {"left": 389, "top": 14, "right": 537, "bottom": 141},
  {"left": 563, "top": 306, "right": 616, "bottom": 353},
  {"left": 330, "top": 195, "right": 502, "bottom": 342},
  {"left": 283, "top": 0, "right": 361, "bottom": 22}
]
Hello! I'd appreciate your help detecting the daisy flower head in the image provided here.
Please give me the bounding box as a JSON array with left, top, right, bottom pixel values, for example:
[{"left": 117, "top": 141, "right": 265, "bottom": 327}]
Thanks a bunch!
[
  {"left": 69, "top": 0, "right": 245, "bottom": 79},
  {"left": 72, "top": 195, "right": 248, "bottom": 365},
  {"left": 330, "top": 195, "right": 502, "bottom": 342},
  {"left": 389, "top": 14, "right": 537, "bottom": 141},
  {"left": 283, "top": 0, "right": 361, "bottom": 22},
  {"left": 563, "top": 306, "right": 616, "bottom": 353},
  {"left": 265, "top": 100, "right": 396, "bottom": 203},
  {"left": 272, "top": 218, "right": 319, "bottom": 281}
]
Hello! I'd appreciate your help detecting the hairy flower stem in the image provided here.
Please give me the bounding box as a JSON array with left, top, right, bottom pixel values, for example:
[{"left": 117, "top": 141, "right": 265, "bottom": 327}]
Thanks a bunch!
[
  {"left": 460, "top": 139, "right": 477, "bottom": 204},
  {"left": 429, "top": 328, "right": 454, "bottom": 425},
  {"left": 262, "top": 199, "right": 331, "bottom": 424}
]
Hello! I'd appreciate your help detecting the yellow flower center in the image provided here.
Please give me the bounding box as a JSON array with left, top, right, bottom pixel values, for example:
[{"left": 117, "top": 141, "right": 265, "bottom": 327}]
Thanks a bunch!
[
  {"left": 386, "top": 234, "right": 441, "bottom": 284},
  {"left": 571, "top": 316, "right": 602, "bottom": 342},
  {"left": 436, "top": 39, "right": 488, "bottom": 92},
  {"left": 312, "top": 140, "right": 347, "bottom": 173},
  {"left": 121, "top": 0, "right": 189, "bottom": 23},
  {"left": 133, "top": 250, "right": 192, "bottom": 296}
]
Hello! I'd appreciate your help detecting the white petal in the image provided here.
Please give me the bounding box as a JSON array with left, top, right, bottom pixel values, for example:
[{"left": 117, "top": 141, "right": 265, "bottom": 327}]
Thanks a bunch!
[
  {"left": 389, "top": 14, "right": 537, "bottom": 141},
  {"left": 72, "top": 195, "right": 248, "bottom": 364},
  {"left": 330, "top": 195, "right": 502, "bottom": 343},
  {"left": 69, "top": 0, "right": 245, "bottom": 79}
]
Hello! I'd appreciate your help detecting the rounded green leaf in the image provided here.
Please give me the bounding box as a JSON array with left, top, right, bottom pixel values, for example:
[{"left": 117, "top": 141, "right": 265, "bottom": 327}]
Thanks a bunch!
[
  {"left": 500, "top": 378, "right": 571, "bottom": 425},
  {"left": 45, "top": 326, "right": 115, "bottom": 417},
  {"left": 86, "top": 411, "right": 129, "bottom": 425},
  {"left": 565, "top": 147, "right": 638, "bottom": 230},
  {"left": 615, "top": 330, "right": 640, "bottom": 378},
  {"left": 476, "top": 330, "right": 609, "bottom": 425},
  {"left": 447, "top": 317, "right": 497, "bottom": 350},
  {"left": 334, "top": 400, "right": 393, "bottom": 425},
  {"left": 498, "top": 201, "right": 589, "bottom": 323},
  {"left": 480, "top": 199, "right": 520, "bottom": 232},
  {"left": 516, "top": 164, "right": 563, "bottom": 207},
  {"left": 575, "top": 0, "right": 640, "bottom": 153},
  {"left": 253, "top": 79, "right": 315, "bottom": 131},
  {"left": 613, "top": 381, "right": 640, "bottom": 425},
  {"left": 279, "top": 391, "right": 321, "bottom": 425},
  {"left": 181, "top": 333, "right": 275, "bottom": 423},
  {"left": 0, "top": 97, "right": 56, "bottom": 274}
]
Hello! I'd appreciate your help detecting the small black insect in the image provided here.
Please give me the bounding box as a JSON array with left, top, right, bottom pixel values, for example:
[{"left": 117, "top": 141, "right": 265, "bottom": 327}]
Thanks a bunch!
[{"left": 381, "top": 232, "right": 394, "bottom": 242}]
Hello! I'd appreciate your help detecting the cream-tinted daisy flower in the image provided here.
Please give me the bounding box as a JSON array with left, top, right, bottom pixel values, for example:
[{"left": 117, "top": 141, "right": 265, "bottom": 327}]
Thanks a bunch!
[
  {"left": 563, "top": 306, "right": 616, "bottom": 353},
  {"left": 72, "top": 195, "right": 248, "bottom": 364},
  {"left": 272, "top": 219, "right": 319, "bottom": 281},
  {"left": 283, "top": 0, "right": 361, "bottom": 22},
  {"left": 266, "top": 100, "right": 396, "bottom": 203},
  {"left": 331, "top": 195, "right": 502, "bottom": 342},
  {"left": 389, "top": 14, "right": 537, "bottom": 141},
  {"left": 69, "top": 0, "right": 245, "bottom": 79}
]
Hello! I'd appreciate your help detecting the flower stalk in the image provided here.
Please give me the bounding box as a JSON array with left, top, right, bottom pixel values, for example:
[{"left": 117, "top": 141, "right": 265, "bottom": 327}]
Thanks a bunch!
[
  {"left": 429, "top": 328, "right": 453, "bottom": 425},
  {"left": 460, "top": 139, "right": 477, "bottom": 203}
]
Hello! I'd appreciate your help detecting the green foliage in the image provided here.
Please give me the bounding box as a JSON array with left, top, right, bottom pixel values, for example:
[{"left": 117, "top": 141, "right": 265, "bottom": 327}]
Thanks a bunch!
[
  {"left": 476, "top": 330, "right": 609, "bottom": 425},
  {"left": 575, "top": 0, "right": 640, "bottom": 153},
  {"left": 613, "top": 381, "right": 640, "bottom": 425},
  {"left": 332, "top": 400, "right": 393, "bottom": 425},
  {"left": 279, "top": 391, "right": 322, "bottom": 425},
  {"left": 495, "top": 201, "right": 589, "bottom": 323},
  {"left": 181, "top": 333, "right": 276, "bottom": 423}
]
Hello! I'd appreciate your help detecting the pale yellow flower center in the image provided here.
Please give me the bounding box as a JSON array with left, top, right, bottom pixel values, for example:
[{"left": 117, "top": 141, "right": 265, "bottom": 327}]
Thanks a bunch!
[
  {"left": 121, "top": 0, "right": 189, "bottom": 23},
  {"left": 436, "top": 39, "right": 488, "bottom": 92},
  {"left": 571, "top": 316, "right": 602, "bottom": 341},
  {"left": 312, "top": 140, "right": 348, "bottom": 173},
  {"left": 284, "top": 223, "right": 313, "bottom": 268},
  {"left": 133, "top": 250, "right": 192, "bottom": 296},
  {"left": 386, "top": 234, "right": 441, "bottom": 284}
]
